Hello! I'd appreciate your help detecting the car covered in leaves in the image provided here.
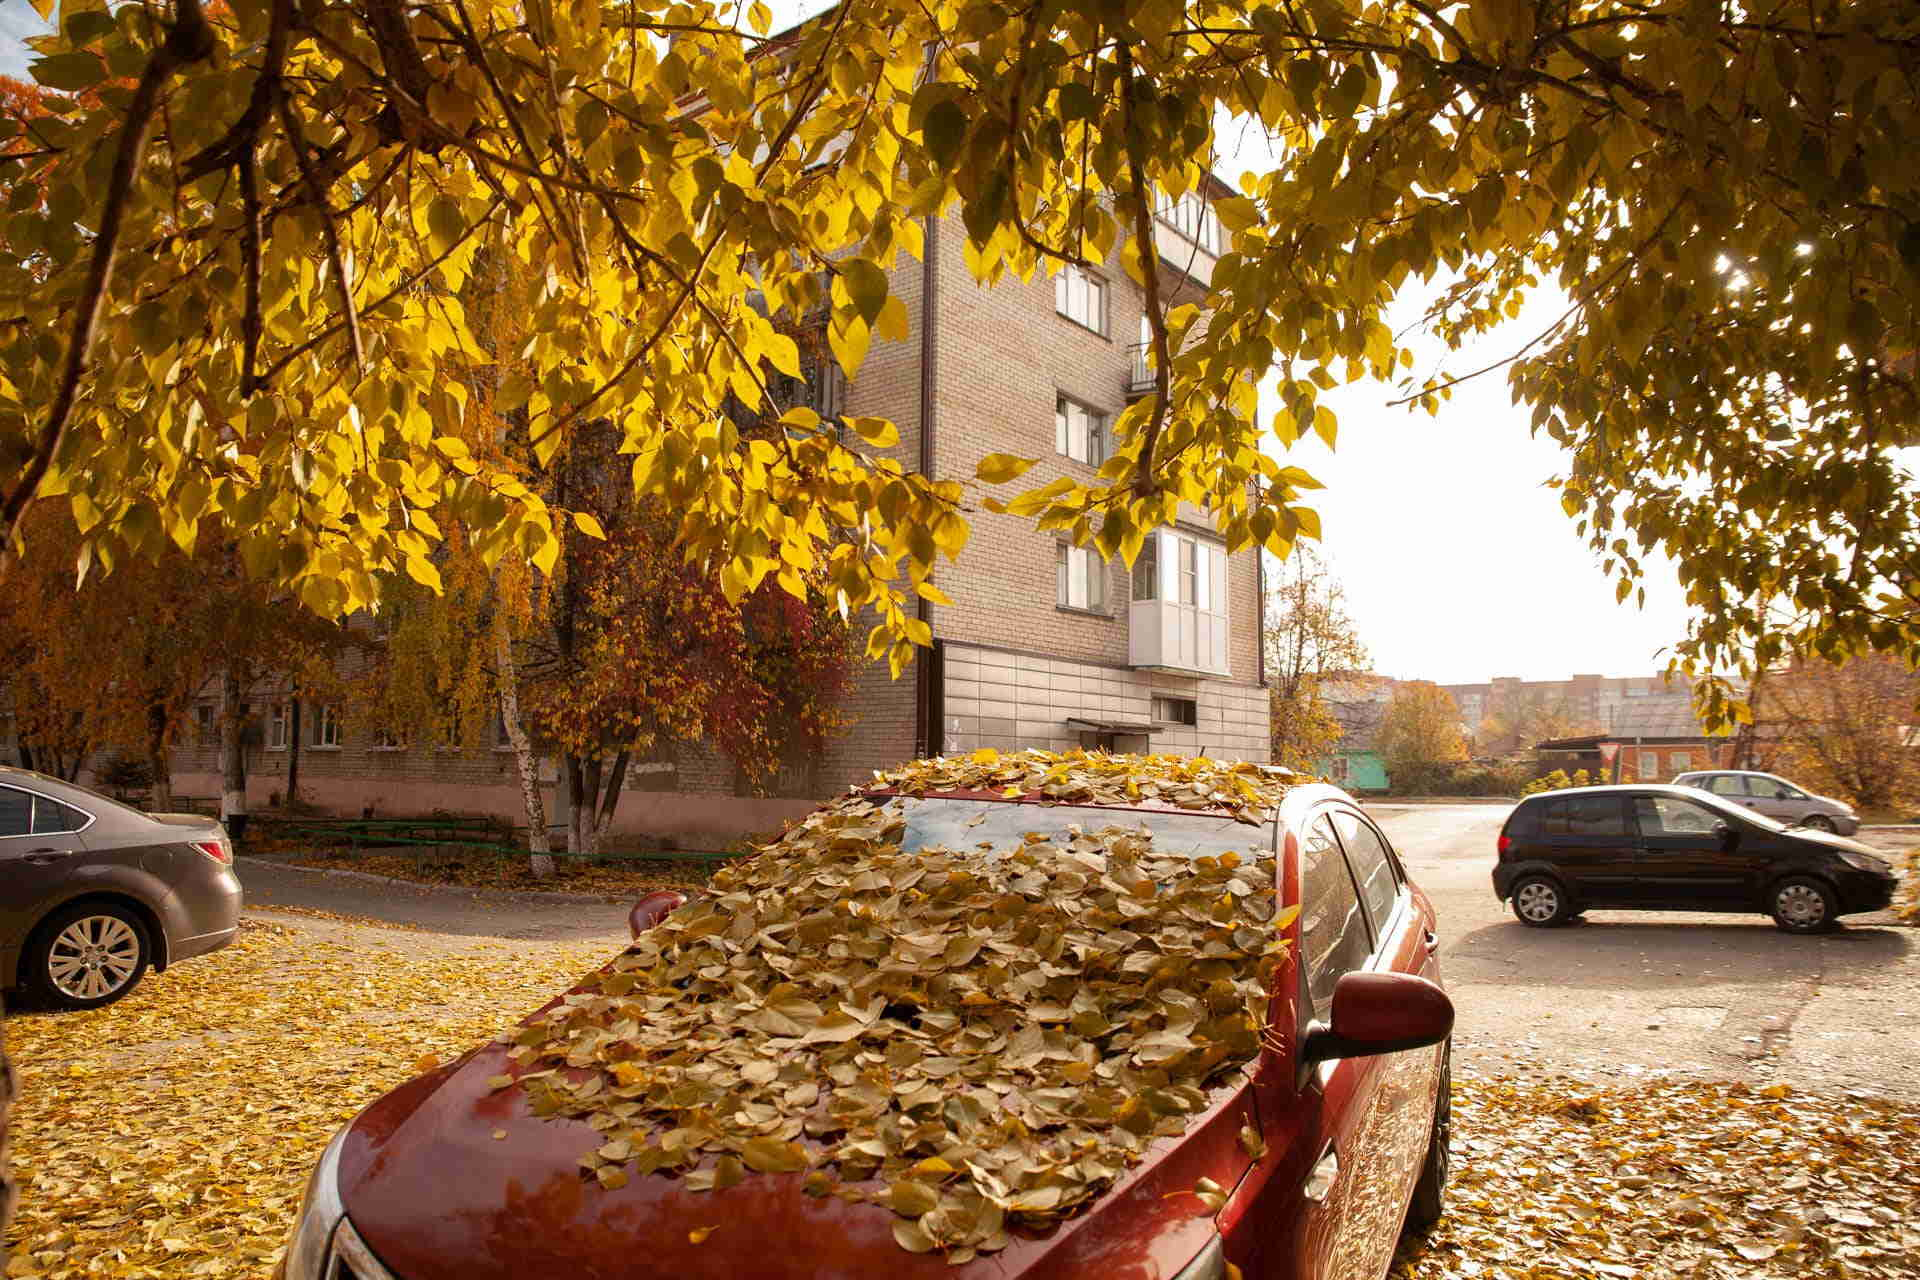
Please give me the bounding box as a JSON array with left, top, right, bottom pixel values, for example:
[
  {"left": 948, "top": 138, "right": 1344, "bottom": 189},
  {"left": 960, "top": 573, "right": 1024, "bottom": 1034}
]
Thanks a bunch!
[{"left": 280, "top": 751, "right": 1453, "bottom": 1280}]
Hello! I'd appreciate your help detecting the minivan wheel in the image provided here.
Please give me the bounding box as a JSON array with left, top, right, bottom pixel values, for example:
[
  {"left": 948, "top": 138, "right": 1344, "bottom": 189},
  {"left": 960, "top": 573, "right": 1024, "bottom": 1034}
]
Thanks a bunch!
[
  {"left": 1405, "top": 1041, "right": 1451, "bottom": 1231},
  {"left": 1510, "top": 875, "right": 1571, "bottom": 927},
  {"left": 26, "top": 903, "right": 151, "bottom": 1010},
  {"left": 1798, "top": 814, "right": 1837, "bottom": 834},
  {"left": 1769, "top": 876, "right": 1838, "bottom": 934}
]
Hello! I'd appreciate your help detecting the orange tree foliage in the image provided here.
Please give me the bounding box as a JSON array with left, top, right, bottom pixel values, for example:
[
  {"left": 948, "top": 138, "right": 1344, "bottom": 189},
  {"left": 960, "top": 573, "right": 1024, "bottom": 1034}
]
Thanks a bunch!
[
  {"left": 0, "top": 505, "right": 350, "bottom": 800},
  {"left": 519, "top": 488, "right": 852, "bottom": 811}
]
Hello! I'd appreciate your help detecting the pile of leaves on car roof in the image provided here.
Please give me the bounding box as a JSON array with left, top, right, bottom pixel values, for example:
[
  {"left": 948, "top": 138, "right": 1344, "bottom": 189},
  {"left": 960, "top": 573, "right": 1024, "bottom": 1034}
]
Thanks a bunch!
[
  {"left": 501, "top": 750, "right": 1299, "bottom": 1261},
  {"left": 870, "top": 746, "right": 1303, "bottom": 822}
]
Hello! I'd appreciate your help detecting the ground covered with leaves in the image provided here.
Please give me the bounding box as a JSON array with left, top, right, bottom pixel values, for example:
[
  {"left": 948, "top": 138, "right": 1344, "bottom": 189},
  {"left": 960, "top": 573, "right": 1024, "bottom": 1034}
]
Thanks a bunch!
[
  {"left": 1401, "top": 1073, "right": 1920, "bottom": 1279},
  {"left": 281, "top": 849, "right": 720, "bottom": 896},
  {"left": 6, "top": 911, "right": 1918, "bottom": 1278},
  {"left": 6, "top": 917, "right": 607, "bottom": 1279}
]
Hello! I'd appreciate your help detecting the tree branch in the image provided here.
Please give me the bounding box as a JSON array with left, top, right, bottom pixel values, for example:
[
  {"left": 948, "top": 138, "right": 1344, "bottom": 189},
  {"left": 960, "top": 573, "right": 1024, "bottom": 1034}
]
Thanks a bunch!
[
  {"left": 1117, "top": 43, "right": 1172, "bottom": 498},
  {"left": 0, "top": 0, "right": 215, "bottom": 559}
]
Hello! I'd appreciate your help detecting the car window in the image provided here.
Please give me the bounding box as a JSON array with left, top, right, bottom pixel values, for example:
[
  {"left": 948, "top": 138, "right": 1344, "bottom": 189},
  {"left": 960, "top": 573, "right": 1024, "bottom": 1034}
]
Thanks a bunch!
[
  {"left": 1299, "top": 814, "right": 1373, "bottom": 1016},
  {"left": 1331, "top": 810, "right": 1401, "bottom": 935},
  {"left": 1633, "top": 796, "right": 1725, "bottom": 836},
  {"left": 1766, "top": 778, "right": 1808, "bottom": 800},
  {"left": 889, "top": 797, "right": 1267, "bottom": 862},
  {"left": 1705, "top": 775, "right": 1749, "bottom": 797},
  {"left": 1540, "top": 794, "right": 1628, "bottom": 837},
  {"left": 0, "top": 787, "right": 28, "bottom": 838},
  {"left": 31, "top": 795, "right": 87, "bottom": 834}
]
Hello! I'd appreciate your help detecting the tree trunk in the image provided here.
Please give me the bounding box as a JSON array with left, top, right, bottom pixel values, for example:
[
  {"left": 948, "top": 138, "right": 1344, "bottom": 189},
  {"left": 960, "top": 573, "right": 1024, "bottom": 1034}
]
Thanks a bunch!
[
  {"left": 286, "top": 697, "right": 303, "bottom": 808},
  {"left": 147, "top": 704, "right": 174, "bottom": 812},
  {"left": 495, "top": 616, "right": 554, "bottom": 877},
  {"left": 220, "top": 670, "right": 246, "bottom": 827},
  {"left": 592, "top": 751, "right": 630, "bottom": 856}
]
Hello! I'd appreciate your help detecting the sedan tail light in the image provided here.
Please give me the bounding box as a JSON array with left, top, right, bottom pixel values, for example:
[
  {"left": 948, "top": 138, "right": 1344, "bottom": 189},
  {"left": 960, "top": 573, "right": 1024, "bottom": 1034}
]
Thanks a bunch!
[{"left": 190, "top": 838, "right": 232, "bottom": 865}]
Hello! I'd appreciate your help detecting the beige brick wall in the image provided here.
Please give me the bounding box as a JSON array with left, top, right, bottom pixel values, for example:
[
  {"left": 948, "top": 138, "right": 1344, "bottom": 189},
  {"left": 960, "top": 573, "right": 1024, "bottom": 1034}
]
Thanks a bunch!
[{"left": 940, "top": 642, "right": 1268, "bottom": 763}]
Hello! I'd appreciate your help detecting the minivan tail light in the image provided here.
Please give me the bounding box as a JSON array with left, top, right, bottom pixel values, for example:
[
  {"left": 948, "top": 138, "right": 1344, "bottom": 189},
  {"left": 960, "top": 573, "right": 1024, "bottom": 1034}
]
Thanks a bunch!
[
  {"left": 190, "top": 839, "right": 232, "bottom": 865},
  {"left": 1497, "top": 835, "right": 1513, "bottom": 858}
]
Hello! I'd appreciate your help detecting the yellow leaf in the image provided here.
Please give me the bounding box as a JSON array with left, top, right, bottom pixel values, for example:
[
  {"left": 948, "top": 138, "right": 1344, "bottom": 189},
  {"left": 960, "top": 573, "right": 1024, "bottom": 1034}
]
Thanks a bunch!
[{"left": 688, "top": 1227, "right": 715, "bottom": 1244}]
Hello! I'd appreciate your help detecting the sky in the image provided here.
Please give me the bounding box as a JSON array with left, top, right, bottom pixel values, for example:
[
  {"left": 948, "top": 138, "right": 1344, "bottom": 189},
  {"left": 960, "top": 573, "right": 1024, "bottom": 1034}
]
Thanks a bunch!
[{"left": 0, "top": 0, "right": 1700, "bottom": 684}]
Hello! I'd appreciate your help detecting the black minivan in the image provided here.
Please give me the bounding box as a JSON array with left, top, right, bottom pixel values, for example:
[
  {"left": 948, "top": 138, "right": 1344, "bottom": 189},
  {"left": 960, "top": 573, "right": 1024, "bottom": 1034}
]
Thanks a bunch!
[{"left": 1494, "top": 784, "right": 1897, "bottom": 934}]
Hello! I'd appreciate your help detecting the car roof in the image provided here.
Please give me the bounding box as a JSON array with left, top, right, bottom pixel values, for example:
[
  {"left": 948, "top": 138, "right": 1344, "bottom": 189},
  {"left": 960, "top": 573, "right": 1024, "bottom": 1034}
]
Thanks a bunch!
[{"left": 1518, "top": 783, "right": 1719, "bottom": 801}]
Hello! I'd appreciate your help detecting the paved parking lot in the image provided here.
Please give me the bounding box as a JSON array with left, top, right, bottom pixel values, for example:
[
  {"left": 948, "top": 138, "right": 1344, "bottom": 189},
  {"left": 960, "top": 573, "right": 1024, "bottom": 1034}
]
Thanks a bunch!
[{"left": 1370, "top": 803, "right": 1920, "bottom": 1100}]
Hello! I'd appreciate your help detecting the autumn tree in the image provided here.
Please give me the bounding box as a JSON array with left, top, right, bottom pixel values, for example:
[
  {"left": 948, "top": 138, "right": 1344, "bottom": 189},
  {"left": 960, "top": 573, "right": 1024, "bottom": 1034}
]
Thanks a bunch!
[
  {"left": 7, "top": 0, "right": 1913, "bottom": 711},
  {"left": 1377, "top": 682, "right": 1469, "bottom": 783},
  {"left": 1263, "top": 546, "right": 1367, "bottom": 771},
  {"left": 0, "top": 506, "right": 350, "bottom": 807},
  {"left": 1753, "top": 656, "right": 1920, "bottom": 813},
  {"left": 1477, "top": 687, "right": 1599, "bottom": 756}
]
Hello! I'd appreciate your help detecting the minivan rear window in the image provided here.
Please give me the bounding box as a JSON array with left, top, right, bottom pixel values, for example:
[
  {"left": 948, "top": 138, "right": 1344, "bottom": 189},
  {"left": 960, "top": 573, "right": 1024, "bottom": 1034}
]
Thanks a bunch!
[{"left": 1539, "top": 794, "right": 1628, "bottom": 837}]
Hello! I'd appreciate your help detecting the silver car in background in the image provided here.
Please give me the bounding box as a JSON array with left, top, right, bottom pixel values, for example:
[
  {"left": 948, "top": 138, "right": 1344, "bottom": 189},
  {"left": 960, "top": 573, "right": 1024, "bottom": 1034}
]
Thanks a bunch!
[
  {"left": 1, "top": 765, "right": 243, "bottom": 1009},
  {"left": 1672, "top": 770, "right": 1860, "bottom": 835}
]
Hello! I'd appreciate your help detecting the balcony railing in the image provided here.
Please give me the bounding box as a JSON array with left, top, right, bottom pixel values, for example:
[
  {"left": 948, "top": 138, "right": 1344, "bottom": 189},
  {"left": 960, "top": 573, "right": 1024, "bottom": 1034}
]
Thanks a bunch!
[{"left": 1125, "top": 342, "right": 1156, "bottom": 398}]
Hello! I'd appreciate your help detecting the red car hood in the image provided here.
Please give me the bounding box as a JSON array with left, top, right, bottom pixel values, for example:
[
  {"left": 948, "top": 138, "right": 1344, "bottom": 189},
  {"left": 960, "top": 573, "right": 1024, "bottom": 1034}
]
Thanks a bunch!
[{"left": 340, "top": 1038, "right": 1260, "bottom": 1280}]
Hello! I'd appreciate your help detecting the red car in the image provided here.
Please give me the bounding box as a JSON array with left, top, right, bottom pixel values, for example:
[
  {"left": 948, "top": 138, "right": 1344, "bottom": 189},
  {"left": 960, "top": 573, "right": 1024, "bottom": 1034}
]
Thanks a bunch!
[{"left": 279, "top": 757, "right": 1451, "bottom": 1280}]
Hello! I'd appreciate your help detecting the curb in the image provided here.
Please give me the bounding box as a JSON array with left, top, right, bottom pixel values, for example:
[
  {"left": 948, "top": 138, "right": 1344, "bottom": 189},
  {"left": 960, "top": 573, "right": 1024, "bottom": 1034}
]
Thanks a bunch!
[{"left": 235, "top": 855, "right": 634, "bottom": 907}]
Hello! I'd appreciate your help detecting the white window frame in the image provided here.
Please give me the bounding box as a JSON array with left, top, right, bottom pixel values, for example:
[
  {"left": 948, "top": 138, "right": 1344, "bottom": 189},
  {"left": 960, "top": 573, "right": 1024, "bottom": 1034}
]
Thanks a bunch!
[
  {"left": 312, "top": 704, "right": 342, "bottom": 750},
  {"left": 268, "top": 703, "right": 289, "bottom": 751},
  {"left": 1156, "top": 190, "right": 1222, "bottom": 255},
  {"left": 1053, "top": 265, "right": 1107, "bottom": 335},
  {"left": 1056, "top": 543, "right": 1108, "bottom": 613},
  {"left": 1055, "top": 394, "right": 1109, "bottom": 466},
  {"left": 371, "top": 726, "right": 406, "bottom": 752}
]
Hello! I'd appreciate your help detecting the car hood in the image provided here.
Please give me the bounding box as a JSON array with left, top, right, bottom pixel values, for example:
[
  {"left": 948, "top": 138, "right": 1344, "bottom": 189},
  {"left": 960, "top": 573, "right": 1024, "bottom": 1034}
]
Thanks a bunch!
[
  {"left": 1785, "top": 827, "right": 1884, "bottom": 861},
  {"left": 339, "top": 1032, "right": 1258, "bottom": 1280}
]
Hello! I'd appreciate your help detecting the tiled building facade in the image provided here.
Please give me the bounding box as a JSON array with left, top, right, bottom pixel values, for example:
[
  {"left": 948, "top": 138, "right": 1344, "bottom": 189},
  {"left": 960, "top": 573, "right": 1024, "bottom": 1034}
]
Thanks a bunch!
[{"left": 99, "top": 195, "right": 1270, "bottom": 840}]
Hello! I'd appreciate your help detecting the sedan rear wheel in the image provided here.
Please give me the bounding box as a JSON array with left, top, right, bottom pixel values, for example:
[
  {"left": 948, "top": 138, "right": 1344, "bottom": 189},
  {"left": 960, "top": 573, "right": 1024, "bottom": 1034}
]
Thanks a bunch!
[
  {"left": 1770, "top": 876, "right": 1838, "bottom": 935},
  {"left": 28, "top": 903, "right": 151, "bottom": 1010},
  {"left": 1510, "top": 875, "right": 1571, "bottom": 927}
]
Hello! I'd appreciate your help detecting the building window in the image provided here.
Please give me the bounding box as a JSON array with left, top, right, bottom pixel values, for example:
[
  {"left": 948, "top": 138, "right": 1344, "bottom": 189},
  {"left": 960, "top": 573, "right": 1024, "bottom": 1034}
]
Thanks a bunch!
[
  {"left": 1157, "top": 190, "right": 1222, "bottom": 254},
  {"left": 195, "top": 704, "right": 216, "bottom": 747},
  {"left": 1055, "top": 395, "right": 1108, "bottom": 465},
  {"left": 1638, "top": 750, "right": 1657, "bottom": 778},
  {"left": 1132, "top": 529, "right": 1223, "bottom": 608},
  {"left": 1054, "top": 265, "right": 1106, "bottom": 335},
  {"left": 1152, "top": 695, "right": 1198, "bottom": 726},
  {"left": 1670, "top": 751, "right": 1692, "bottom": 772},
  {"left": 312, "top": 705, "right": 342, "bottom": 749},
  {"left": 268, "top": 704, "right": 289, "bottom": 751},
  {"left": 372, "top": 727, "right": 405, "bottom": 751},
  {"left": 1056, "top": 544, "right": 1107, "bottom": 612}
]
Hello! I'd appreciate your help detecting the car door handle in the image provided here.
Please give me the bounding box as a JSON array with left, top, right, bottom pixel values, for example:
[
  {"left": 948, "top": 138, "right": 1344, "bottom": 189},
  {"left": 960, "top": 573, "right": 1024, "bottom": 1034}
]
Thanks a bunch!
[
  {"left": 1303, "top": 1147, "right": 1340, "bottom": 1202},
  {"left": 22, "top": 848, "right": 69, "bottom": 865},
  {"left": 1423, "top": 929, "right": 1440, "bottom": 954}
]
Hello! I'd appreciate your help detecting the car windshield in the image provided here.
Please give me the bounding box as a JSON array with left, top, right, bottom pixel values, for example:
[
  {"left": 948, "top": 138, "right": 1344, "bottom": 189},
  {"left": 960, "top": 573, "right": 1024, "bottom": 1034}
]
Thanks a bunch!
[
  {"left": 885, "top": 796, "right": 1273, "bottom": 861},
  {"left": 1673, "top": 787, "right": 1789, "bottom": 832}
]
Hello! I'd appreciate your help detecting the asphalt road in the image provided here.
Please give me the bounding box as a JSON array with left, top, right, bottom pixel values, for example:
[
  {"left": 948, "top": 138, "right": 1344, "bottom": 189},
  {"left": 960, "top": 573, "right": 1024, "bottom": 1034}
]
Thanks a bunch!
[{"left": 1366, "top": 803, "right": 1920, "bottom": 1100}]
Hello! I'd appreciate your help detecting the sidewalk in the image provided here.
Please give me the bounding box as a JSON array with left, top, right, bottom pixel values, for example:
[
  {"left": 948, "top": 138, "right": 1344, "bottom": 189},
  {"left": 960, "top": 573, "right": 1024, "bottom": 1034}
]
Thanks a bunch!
[{"left": 237, "top": 856, "right": 634, "bottom": 942}]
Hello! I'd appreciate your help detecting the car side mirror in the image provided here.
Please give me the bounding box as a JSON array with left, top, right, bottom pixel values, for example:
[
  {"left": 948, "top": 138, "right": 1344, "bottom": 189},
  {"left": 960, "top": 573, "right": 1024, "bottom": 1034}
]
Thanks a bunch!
[
  {"left": 629, "top": 890, "right": 688, "bottom": 938},
  {"left": 1714, "top": 821, "right": 1738, "bottom": 850},
  {"left": 1301, "top": 971, "right": 1454, "bottom": 1066}
]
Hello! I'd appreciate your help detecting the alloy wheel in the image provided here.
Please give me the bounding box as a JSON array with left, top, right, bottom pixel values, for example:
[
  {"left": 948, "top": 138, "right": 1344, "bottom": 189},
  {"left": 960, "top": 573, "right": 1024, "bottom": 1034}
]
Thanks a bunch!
[
  {"left": 1515, "top": 881, "right": 1560, "bottom": 923},
  {"left": 47, "top": 915, "right": 142, "bottom": 1002},
  {"left": 1774, "top": 883, "right": 1827, "bottom": 929},
  {"left": 1800, "top": 815, "right": 1836, "bottom": 833}
]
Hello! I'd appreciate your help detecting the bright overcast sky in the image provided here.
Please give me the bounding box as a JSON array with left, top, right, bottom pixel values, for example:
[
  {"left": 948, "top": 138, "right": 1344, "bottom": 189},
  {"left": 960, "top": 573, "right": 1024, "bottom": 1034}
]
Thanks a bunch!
[{"left": 0, "top": 0, "right": 1700, "bottom": 683}]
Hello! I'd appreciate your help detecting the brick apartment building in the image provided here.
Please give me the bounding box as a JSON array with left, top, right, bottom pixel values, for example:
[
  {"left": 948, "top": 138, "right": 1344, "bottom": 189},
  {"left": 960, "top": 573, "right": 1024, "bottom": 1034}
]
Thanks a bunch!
[{"left": 88, "top": 191, "right": 1269, "bottom": 840}]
